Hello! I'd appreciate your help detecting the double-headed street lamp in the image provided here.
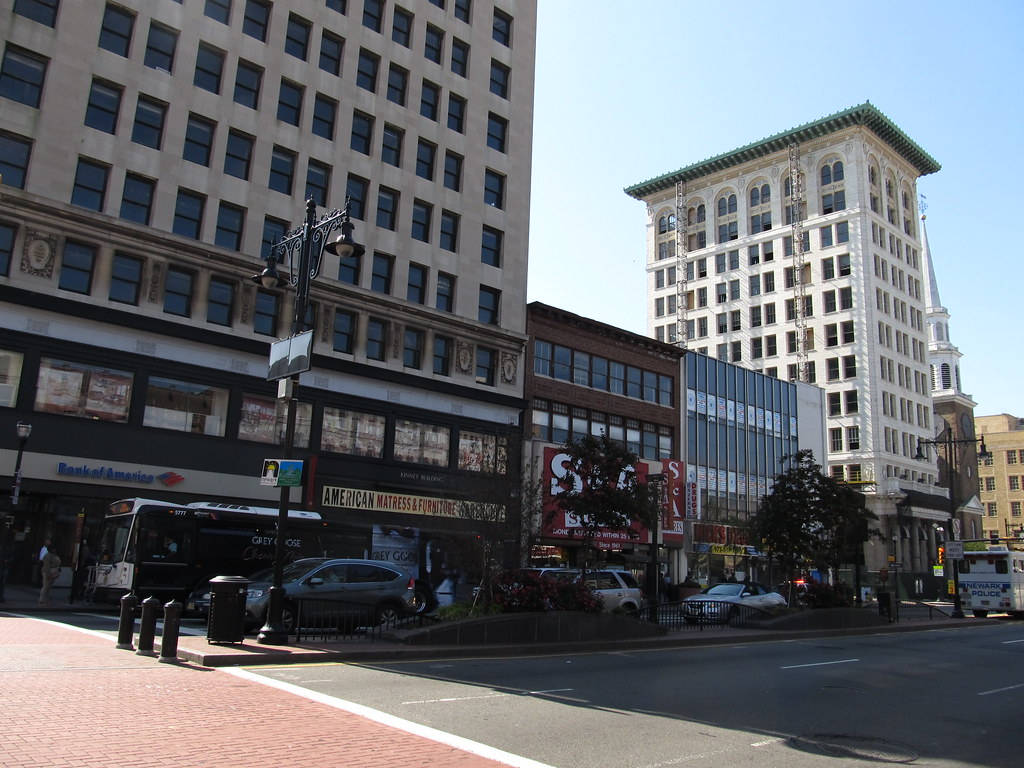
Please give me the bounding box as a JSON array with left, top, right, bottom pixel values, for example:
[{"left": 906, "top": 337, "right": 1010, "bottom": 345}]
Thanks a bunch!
[
  {"left": 914, "top": 430, "right": 990, "bottom": 619},
  {"left": 10, "top": 422, "right": 32, "bottom": 506},
  {"left": 251, "top": 198, "right": 363, "bottom": 645}
]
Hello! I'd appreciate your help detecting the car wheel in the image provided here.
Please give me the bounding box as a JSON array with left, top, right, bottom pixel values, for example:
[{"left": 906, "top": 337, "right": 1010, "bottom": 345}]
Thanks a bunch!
[
  {"left": 375, "top": 603, "right": 402, "bottom": 626},
  {"left": 414, "top": 585, "right": 435, "bottom": 615},
  {"left": 972, "top": 610, "right": 988, "bottom": 618}
]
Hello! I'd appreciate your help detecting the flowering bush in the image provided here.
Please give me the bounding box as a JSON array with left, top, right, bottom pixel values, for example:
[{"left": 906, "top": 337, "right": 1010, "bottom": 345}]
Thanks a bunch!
[{"left": 489, "top": 570, "right": 603, "bottom": 613}]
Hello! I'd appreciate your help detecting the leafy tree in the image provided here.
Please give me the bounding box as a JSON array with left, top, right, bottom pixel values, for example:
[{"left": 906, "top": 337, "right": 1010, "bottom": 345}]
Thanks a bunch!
[
  {"left": 753, "top": 450, "right": 875, "bottom": 587},
  {"left": 548, "top": 433, "right": 647, "bottom": 568}
]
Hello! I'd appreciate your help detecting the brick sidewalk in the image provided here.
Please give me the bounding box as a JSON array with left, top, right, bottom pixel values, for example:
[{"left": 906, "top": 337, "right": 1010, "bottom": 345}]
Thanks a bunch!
[{"left": 0, "top": 615, "right": 532, "bottom": 768}]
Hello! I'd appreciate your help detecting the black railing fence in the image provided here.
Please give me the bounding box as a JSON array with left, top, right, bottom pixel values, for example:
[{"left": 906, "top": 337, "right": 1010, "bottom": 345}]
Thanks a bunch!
[
  {"left": 634, "top": 599, "right": 775, "bottom": 630},
  {"left": 286, "top": 598, "right": 435, "bottom": 643}
]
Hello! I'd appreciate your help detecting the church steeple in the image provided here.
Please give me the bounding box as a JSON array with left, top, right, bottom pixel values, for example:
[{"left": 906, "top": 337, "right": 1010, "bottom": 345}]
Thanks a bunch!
[{"left": 923, "top": 214, "right": 972, "bottom": 405}]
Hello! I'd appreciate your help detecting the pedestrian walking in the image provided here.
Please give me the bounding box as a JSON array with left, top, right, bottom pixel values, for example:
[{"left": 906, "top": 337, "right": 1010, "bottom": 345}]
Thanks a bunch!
[
  {"left": 35, "top": 537, "right": 51, "bottom": 586},
  {"left": 39, "top": 546, "right": 61, "bottom": 606}
]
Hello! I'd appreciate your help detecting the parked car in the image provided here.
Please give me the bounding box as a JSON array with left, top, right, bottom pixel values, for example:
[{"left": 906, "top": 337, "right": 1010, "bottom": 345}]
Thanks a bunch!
[
  {"left": 580, "top": 570, "right": 645, "bottom": 612},
  {"left": 244, "top": 558, "right": 417, "bottom": 631},
  {"left": 682, "top": 582, "right": 787, "bottom": 624},
  {"left": 187, "top": 567, "right": 274, "bottom": 618}
]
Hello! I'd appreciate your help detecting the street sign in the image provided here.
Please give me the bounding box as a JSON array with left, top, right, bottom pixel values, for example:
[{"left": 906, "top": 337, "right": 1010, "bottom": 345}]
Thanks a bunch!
[
  {"left": 260, "top": 458, "right": 304, "bottom": 487},
  {"left": 889, "top": 561, "right": 902, "bottom": 569},
  {"left": 946, "top": 541, "right": 964, "bottom": 560},
  {"left": 267, "top": 330, "right": 313, "bottom": 381}
]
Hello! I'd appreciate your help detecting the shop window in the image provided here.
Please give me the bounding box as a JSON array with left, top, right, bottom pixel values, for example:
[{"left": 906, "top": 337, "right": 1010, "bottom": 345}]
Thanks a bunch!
[{"left": 143, "top": 376, "right": 228, "bottom": 435}]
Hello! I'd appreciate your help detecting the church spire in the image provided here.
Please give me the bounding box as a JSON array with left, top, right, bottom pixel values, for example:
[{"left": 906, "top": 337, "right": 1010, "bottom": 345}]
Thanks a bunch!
[{"left": 923, "top": 214, "right": 972, "bottom": 404}]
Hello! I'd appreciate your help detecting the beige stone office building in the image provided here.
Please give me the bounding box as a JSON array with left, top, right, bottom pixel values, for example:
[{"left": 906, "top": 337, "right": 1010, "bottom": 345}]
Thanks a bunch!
[
  {"left": 0, "top": 0, "right": 536, "bottom": 583},
  {"left": 975, "top": 415, "right": 1024, "bottom": 542},
  {"left": 626, "top": 103, "right": 957, "bottom": 585}
]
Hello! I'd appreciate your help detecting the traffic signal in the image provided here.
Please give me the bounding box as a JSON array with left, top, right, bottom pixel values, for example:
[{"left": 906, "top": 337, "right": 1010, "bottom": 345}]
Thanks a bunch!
[{"left": 937, "top": 546, "right": 945, "bottom": 565}]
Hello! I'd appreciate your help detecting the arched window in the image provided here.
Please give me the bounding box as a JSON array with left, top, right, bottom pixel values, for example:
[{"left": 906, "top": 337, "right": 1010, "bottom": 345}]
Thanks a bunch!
[
  {"left": 717, "top": 197, "right": 727, "bottom": 217},
  {"left": 668, "top": 214, "right": 676, "bottom": 231},
  {"left": 658, "top": 216, "right": 667, "bottom": 234},
  {"left": 749, "top": 181, "right": 771, "bottom": 234},
  {"left": 821, "top": 165, "right": 832, "bottom": 186},
  {"left": 696, "top": 204, "right": 705, "bottom": 223},
  {"left": 727, "top": 194, "right": 736, "bottom": 213},
  {"left": 716, "top": 193, "right": 738, "bottom": 243},
  {"left": 750, "top": 187, "right": 760, "bottom": 207},
  {"left": 820, "top": 160, "right": 846, "bottom": 214},
  {"left": 941, "top": 363, "right": 952, "bottom": 389},
  {"left": 869, "top": 166, "right": 877, "bottom": 186},
  {"left": 687, "top": 207, "right": 696, "bottom": 225},
  {"left": 760, "top": 183, "right": 770, "bottom": 203},
  {"left": 832, "top": 161, "right": 844, "bottom": 182}
]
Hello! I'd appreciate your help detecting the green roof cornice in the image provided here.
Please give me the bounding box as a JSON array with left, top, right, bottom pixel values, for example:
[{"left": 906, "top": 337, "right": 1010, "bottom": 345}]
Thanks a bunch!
[{"left": 624, "top": 102, "right": 941, "bottom": 200}]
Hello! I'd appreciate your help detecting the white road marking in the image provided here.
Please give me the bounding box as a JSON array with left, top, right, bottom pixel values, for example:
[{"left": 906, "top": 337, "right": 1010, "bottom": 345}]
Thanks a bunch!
[
  {"left": 978, "top": 682, "right": 1024, "bottom": 696},
  {"left": 1001, "top": 639, "right": 1024, "bottom": 644},
  {"left": 226, "top": 667, "right": 558, "bottom": 768},
  {"left": 401, "top": 688, "right": 573, "bottom": 705},
  {"left": 780, "top": 658, "right": 859, "bottom": 669},
  {"left": 750, "top": 737, "right": 785, "bottom": 747}
]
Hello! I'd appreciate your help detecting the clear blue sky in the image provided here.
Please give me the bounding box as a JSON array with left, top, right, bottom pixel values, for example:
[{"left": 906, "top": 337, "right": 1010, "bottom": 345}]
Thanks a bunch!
[{"left": 527, "top": 0, "right": 1022, "bottom": 418}]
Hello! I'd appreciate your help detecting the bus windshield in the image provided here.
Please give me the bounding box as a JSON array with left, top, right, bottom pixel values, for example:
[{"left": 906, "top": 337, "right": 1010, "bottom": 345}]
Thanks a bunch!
[{"left": 99, "top": 515, "right": 133, "bottom": 565}]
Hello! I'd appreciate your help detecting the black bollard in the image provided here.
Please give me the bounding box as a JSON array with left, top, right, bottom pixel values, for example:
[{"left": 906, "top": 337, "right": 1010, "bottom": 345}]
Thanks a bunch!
[
  {"left": 158, "top": 600, "right": 183, "bottom": 664},
  {"left": 115, "top": 593, "right": 139, "bottom": 650},
  {"left": 136, "top": 595, "right": 161, "bottom": 656}
]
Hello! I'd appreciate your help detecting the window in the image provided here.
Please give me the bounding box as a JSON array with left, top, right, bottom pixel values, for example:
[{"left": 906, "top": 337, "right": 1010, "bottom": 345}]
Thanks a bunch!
[
  {"left": 433, "top": 335, "right": 452, "bottom": 376},
  {"left": 351, "top": 111, "right": 373, "bottom": 154},
  {"left": 454, "top": 0, "right": 471, "bottom": 21},
  {"left": 0, "top": 222, "right": 14, "bottom": 277},
  {"left": 411, "top": 200, "right": 432, "bottom": 242},
  {"left": 99, "top": 4, "right": 134, "bottom": 57},
  {"left": 332, "top": 309, "right": 356, "bottom": 354},
  {"left": 234, "top": 60, "right": 262, "bottom": 108},
  {"left": 311, "top": 94, "right": 337, "bottom": 140},
  {"left": 839, "top": 287, "right": 853, "bottom": 310},
  {"left": 822, "top": 190, "right": 846, "bottom": 214},
  {"left": 346, "top": 175, "right": 367, "bottom": 219},
  {"left": 58, "top": 241, "right": 95, "bottom": 294},
  {"left": 104, "top": 251, "right": 143, "bottom": 306},
  {"left": 476, "top": 346, "right": 496, "bottom": 386},
  {"left": 415, "top": 139, "right": 436, "bottom": 180},
  {"left": 394, "top": 419, "right": 450, "bottom": 466},
  {"left": 83, "top": 79, "right": 121, "bottom": 135},
  {"left": 194, "top": 44, "right": 224, "bottom": 93},
  {"left": 487, "top": 113, "right": 507, "bottom": 151},
  {"left": 481, "top": 226, "right": 502, "bottom": 266},
  {"left": 436, "top": 272, "right": 455, "bottom": 312},
  {"left": 356, "top": 49, "right": 379, "bottom": 92},
  {"left": 130, "top": 95, "right": 165, "bottom": 149},
  {"left": 120, "top": 173, "right": 155, "bottom": 224},
  {"left": 381, "top": 124, "right": 403, "bottom": 166},
  {"left": 184, "top": 114, "right": 214, "bottom": 166},
  {"left": 841, "top": 320, "right": 855, "bottom": 343},
  {"left": 403, "top": 329, "right": 424, "bottom": 369},
  {"left": 243, "top": 0, "right": 270, "bottom": 41},
  {"left": 269, "top": 146, "right": 295, "bottom": 195},
  {"left": 447, "top": 93, "right": 466, "bottom": 133},
  {"left": 0, "top": 46, "right": 47, "bottom": 107},
  {"left": 215, "top": 202, "right": 244, "bottom": 250},
  {"left": 321, "top": 406, "right": 385, "bottom": 456},
  {"left": 14, "top": 0, "right": 59, "bottom": 26},
  {"left": 224, "top": 130, "right": 253, "bottom": 180},
  {"left": 163, "top": 267, "right": 193, "bottom": 317},
  {"left": 1010, "top": 476, "right": 1020, "bottom": 492},
  {"left": 173, "top": 189, "right": 205, "bottom": 239},
  {"left": 828, "top": 392, "right": 841, "bottom": 416},
  {"left": 277, "top": 79, "right": 303, "bottom": 125},
  {"left": 206, "top": 277, "right": 235, "bottom": 326},
  {"left": 836, "top": 220, "right": 849, "bottom": 243},
  {"left": 376, "top": 188, "right": 397, "bottom": 230},
  {"left": 366, "top": 318, "right": 386, "bottom": 360},
  {"left": 406, "top": 263, "right": 427, "bottom": 304},
  {"left": 204, "top": 0, "right": 231, "bottom": 24},
  {"left": 820, "top": 225, "right": 833, "bottom": 248},
  {"left": 285, "top": 14, "right": 311, "bottom": 60},
  {"left": 252, "top": 290, "right": 278, "bottom": 336},
  {"left": 363, "top": 0, "right": 383, "bottom": 31},
  {"left": 844, "top": 390, "right": 858, "bottom": 414},
  {"left": 305, "top": 160, "right": 330, "bottom": 206},
  {"left": 70, "top": 158, "right": 107, "bottom": 210},
  {"left": 392, "top": 7, "right": 412, "bottom": 46},
  {"left": 1009, "top": 450, "right": 1018, "bottom": 465},
  {"left": 443, "top": 151, "right": 462, "bottom": 191},
  {"left": 337, "top": 240, "right": 361, "bottom": 284},
  {"left": 420, "top": 80, "right": 439, "bottom": 120},
  {"left": 144, "top": 23, "right": 177, "bottom": 73},
  {"left": 425, "top": 24, "right": 444, "bottom": 64},
  {"left": 371, "top": 253, "right": 393, "bottom": 293},
  {"left": 144, "top": 376, "right": 228, "bottom": 435},
  {"left": 492, "top": 8, "right": 512, "bottom": 46},
  {"left": 387, "top": 63, "right": 408, "bottom": 105},
  {"left": 484, "top": 169, "right": 504, "bottom": 208},
  {"left": 838, "top": 253, "right": 851, "bottom": 277},
  {"left": 440, "top": 210, "right": 459, "bottom": 252},
  {"left": 490, "top": 59, "right": 509, "bottom": 98},
  {"left": 985, "top": 477, "right": 996, "bottom": 492},
  {"left": 320, "top": 31, "right": 343, "bottom": 75},
  {"left": 34, "top": 358, "right": 134, "bottom": 424},
  {"left": 451, "top": 38, "right": 469, "bottom": 76},
  {"left": 479, "top": 285, "right": 500, "bottom": 325}
]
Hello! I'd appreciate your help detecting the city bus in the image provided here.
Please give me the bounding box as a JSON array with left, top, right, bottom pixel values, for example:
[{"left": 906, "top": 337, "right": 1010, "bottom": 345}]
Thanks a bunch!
[
  {"left": 92, "top": 498, "right": 364, "bottom": 604},
  {"left": 957, "top": 546, "right": 1024, "bottom": 618}
]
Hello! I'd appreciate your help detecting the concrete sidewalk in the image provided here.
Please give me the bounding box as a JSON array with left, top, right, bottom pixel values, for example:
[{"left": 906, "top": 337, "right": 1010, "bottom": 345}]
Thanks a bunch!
[{"left": 0, "top": 612, "right": 540, "bottom": 768}]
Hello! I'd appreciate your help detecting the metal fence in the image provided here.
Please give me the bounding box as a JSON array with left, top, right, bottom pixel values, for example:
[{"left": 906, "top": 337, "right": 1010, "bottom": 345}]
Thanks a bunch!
[
  {"left": 287, "top": 598, "right": 434, "bottom": 643},
  {"left": 635, "top": 599, "right": 776, "bottom": 630}
]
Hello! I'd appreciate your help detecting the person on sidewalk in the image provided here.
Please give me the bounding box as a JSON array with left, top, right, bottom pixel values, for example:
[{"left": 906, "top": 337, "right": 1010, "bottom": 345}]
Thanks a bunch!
[{"left": 39, "top": 546, "right": 61, "bottom": 606}]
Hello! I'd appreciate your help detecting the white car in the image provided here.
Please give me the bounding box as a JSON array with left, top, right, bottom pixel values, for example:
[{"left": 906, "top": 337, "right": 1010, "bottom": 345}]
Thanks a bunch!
[
  {"left": 524, "top": 568, "right": 645, "bottom": 612},
  {"left": 682, "top": 582, "right": 787, "bottom": 624}
]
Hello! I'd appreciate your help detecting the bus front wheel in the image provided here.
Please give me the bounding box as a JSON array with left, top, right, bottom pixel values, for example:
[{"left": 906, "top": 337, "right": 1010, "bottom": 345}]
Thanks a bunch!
[{"left": 972, "top": 609, "right": 988, "bottom": 618}]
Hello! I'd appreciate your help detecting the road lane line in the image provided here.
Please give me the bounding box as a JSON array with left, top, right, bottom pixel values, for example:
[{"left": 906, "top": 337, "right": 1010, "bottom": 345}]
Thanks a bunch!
[
  {"left": 780, "top": 658, "right": 859, "bottom": 669},
  {"left": 226, "top": 667, "right": 558, "bottom": 768},
  {"left": 1002, "top": 639, "right": 1024, "bottom": 644},
  {"left": 978, "top": 682, "right": 1024, "bottom": 696},
  {"left": 402, "top": 688, "right": 573, "bottom": 705}
]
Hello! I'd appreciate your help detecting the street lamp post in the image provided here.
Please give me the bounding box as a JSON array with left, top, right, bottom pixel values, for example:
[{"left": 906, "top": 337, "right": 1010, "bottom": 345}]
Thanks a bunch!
[
  {"left": 10, "top": 422, "right": 32, "bottom": 506},
  {"left": 915, "top": 430, "right": 990, "bottom": 619},
  {"left": 645, "top": 473, "right": 665, "bottom": 623},
  {"left": 251, "top": 198, "right": 362, "bottom": 645}
]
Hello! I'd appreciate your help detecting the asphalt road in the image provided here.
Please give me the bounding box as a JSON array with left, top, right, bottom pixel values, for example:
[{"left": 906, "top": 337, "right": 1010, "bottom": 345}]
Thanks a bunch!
[{"left": 244, "top": 623, "right": 1024, "bottom": 768}]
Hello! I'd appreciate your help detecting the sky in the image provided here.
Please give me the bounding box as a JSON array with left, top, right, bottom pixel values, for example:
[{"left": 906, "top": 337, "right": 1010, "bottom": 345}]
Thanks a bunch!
[{"left": 526, "top": 0, "right": 1023, "bottom": 418}]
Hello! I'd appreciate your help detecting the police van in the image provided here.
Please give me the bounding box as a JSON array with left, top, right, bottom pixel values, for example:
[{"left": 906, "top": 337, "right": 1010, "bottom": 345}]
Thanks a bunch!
[{"left": 957, "top": 546, "right": 1024, "bottom": 618}]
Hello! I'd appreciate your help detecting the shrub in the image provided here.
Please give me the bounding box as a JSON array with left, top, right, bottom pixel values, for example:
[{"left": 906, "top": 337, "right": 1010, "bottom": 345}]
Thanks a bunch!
[
  {"left": 803, "top": 580, "right": 854, "bottom": 608},
  {"left": 488, "top": 570, "right": 603, "bottom": 613},
  {"left": 437, "top": 602, "right": 502, "bottom": 621}
]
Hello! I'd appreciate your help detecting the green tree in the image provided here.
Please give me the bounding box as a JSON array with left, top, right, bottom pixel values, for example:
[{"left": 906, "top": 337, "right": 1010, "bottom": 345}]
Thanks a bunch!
[
  {"left": 753, "top": 450, "right": 875, "bottom": 587},
  {"left": 548, "top": 433, "right": 647, "bottom": 568}
]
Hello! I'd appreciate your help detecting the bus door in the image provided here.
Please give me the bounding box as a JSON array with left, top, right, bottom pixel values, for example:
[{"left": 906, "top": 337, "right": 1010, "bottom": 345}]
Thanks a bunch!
[{"left": 135, "top": 511, "right": 195, "bottom": 598}]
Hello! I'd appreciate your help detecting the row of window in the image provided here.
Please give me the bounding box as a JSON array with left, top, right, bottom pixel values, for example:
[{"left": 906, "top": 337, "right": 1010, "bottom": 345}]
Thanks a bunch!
[
  {"left": 982, "top": 476, "right": 1024, "bottom": 494},
  {"left": 532, "top": 341, "right": 674, "bottom": 406},
  {"left": 0, "top": 347, "right": 508, "bottom": 472},
  {"left": 530, "top": 399, "right": 673, "bottom": 461},
  {"left": 880, "top": 391, "right": 930, "bottom": 428},
  {"left": 985, "top": 502, "right": 1024, "bottom": 518}
]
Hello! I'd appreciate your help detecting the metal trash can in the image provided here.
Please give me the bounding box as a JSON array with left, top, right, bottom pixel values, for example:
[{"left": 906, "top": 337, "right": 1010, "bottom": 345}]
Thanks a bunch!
[
  {"left": 877, "top": 591, "right": 891, "bottom": 619},
  {"left": 207, "top": 576, "right": 249, "bottom": 643}
]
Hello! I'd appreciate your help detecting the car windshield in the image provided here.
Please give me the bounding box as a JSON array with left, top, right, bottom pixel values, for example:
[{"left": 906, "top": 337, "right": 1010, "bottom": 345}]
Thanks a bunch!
[
  {"left": 704, "top": 584, "right": 744, "bottom": 596},
  {"left": 279, "top": 560, "right": 325, "bottom": 582}
]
